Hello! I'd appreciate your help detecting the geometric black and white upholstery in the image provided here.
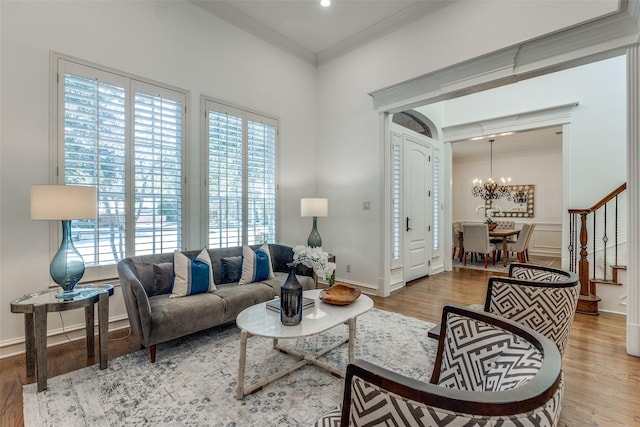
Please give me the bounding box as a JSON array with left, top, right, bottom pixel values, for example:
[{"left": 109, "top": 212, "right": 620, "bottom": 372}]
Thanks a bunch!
[
  {"left": 429, "top": 264, "right": 580, "bottom": 356},
  {"left": 487, "top": 264, "right": 580, "bottom": 355},
  {"left": 316, "top": 305, "right": 564, "bottom": 427}
]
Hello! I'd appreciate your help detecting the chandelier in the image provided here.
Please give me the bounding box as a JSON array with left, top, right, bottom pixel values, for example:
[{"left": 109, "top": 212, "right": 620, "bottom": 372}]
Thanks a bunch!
[{"left": 471, "top": 139, "right": 512, "bottom": 201}]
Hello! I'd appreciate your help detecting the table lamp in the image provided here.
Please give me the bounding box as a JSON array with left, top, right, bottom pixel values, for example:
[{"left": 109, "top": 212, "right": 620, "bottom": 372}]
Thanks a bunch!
[
  {"left": 31, "top": 185, "right": 97, "bottom": 299},
  {"left": 301, "top": 198, "right": 328, "bottom": 248}
]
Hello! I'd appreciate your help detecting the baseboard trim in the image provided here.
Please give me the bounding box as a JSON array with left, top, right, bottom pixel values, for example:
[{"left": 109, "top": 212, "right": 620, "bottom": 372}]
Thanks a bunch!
[
  {"left": 0, "top": 316, "right": 130, "bottom": 359},
  {"left": 626, "top": 321, "right": 640, "bottom": 356}
]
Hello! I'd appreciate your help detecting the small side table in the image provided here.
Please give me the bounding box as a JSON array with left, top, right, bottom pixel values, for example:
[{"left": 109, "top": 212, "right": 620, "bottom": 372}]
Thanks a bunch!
[{"left": 10, "top": 283, "right": 114, "bottom": 392}]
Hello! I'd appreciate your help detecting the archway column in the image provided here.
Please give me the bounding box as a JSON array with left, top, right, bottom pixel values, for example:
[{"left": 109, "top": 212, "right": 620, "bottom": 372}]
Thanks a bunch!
[{"left": 626, "top": 45, "right": 640, "bottom": 357}]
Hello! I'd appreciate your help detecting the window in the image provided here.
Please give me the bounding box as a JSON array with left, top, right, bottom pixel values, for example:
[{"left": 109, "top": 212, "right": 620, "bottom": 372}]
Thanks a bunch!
[
  {"left": 392, "top": 110, "right": 433, "bottom": 138},
  {"left": 56, "top": 57, "right": 186, "bottom": 273},
  {"left": 204, "top": 98, "right": 277, "bottom": 249}
]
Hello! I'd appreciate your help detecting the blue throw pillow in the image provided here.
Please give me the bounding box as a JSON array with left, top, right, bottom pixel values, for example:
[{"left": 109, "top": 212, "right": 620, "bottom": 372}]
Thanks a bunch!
[
  {"left": 239, "top": 243, "right": 275, "bottom": 285},
  {"left": 170, "top": 249, "right": 216, "bottom": 298}
]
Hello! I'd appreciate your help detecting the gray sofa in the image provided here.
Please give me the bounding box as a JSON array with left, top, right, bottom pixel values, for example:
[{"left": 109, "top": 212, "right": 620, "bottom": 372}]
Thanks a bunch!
[{"left": 117, "top": 243, "right": 316, "bottom": 362}]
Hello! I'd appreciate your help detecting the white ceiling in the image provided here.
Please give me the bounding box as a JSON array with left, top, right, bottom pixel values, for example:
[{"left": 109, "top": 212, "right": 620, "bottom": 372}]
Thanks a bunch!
[
  {"left": 190, "top": 0, "right": 450, "bottom": 65},
  {"left": 452, "top": 126, "right": 563, "bottom": 160}
]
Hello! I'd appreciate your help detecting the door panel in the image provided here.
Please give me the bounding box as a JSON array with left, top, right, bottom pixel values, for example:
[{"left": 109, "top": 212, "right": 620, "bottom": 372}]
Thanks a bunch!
[{"left": 404, "top": 135, "right": 432, "bottom": 281}]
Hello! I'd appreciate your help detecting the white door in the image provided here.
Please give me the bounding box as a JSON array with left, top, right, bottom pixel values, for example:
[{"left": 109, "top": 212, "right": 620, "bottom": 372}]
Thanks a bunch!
[{"left": 403, "top": 134, "right": 432, "bottom": 282}]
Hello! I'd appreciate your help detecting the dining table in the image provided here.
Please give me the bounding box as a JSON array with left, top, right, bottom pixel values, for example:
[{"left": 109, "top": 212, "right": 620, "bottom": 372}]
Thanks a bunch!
[{"left": 457, "top": 228, "right": 520, "bottom": 266}]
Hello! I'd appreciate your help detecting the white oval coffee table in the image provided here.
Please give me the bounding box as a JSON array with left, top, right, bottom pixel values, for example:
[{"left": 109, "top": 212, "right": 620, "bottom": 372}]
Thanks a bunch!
[{"left": 235, "top": 288, "right": 373, "bottom": 399}]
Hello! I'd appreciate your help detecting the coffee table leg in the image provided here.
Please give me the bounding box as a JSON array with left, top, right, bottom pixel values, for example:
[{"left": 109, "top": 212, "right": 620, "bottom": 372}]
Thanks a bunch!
[
  {"left": 237, "top": 329, "right": 248, "bottom": 399},
  {"left": 348, "top": 317, "right": 356, "bottom": 363}
]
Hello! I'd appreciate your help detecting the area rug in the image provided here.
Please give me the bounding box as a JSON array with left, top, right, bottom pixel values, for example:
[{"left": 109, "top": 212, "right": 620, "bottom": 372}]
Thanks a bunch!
[{"left": 23, "top": 309, "right": 436, "bottom": 427}]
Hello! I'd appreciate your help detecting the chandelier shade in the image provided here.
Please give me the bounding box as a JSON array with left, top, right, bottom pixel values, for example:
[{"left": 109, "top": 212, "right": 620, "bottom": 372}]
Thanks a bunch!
[{"left": 471, "top": 139, "right": 512, "bottom": 201}]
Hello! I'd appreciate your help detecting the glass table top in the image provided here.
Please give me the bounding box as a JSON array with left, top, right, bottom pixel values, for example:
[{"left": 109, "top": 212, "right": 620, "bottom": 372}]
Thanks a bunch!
[{"left": 11, "top": 283, "right": 115, "bottom": 306}]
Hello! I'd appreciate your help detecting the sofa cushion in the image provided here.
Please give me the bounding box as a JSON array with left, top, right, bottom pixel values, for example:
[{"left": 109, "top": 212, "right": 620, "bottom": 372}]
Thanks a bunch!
[
  {"left": 148, "top": 293, "right": 227, "bottom": 344},
  {"left": 221, "top": 256, "right": 242, "bottom": 283},
  {"left": 239, "top": 243, "right": 275, "bottom": 285},
  {"left": 171, "top": 249, "right": 216, "bottom": 298},
  {"left": 213, "top": 282, "right": 277, "bottom": 323},
  {"left": 152, "top": 262, "right": 174, "bottom": 296},
  {"left": 258, "top": 272, "right": 316, "bottom": 296}
]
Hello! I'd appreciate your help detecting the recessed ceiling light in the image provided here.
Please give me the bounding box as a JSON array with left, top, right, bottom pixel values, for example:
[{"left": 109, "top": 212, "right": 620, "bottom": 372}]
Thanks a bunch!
[{"left": 320, "top": 0, "right": 331, "bottom": 7}]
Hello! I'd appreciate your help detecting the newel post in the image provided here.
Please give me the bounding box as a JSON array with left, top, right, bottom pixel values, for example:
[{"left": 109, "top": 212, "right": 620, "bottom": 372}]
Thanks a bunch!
[{"left": 575, "top": 210, "right": 600, "bottom": 315}]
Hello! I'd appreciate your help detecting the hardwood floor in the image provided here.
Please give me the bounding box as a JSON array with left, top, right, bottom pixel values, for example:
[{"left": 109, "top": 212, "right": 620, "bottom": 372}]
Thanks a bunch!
[{"left": 2, "top": 266, "right": 639, "bottom": 426}]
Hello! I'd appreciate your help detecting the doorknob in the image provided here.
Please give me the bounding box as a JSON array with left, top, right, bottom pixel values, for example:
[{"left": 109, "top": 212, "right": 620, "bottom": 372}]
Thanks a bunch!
[{"left": 406, "top": 217, "right": 412, "bottom": 232}]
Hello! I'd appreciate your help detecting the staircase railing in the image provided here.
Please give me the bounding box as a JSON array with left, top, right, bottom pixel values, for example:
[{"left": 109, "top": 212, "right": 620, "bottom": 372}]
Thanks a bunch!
[{"left": 568, "top": 183, "right": 627, "bottom": 315}]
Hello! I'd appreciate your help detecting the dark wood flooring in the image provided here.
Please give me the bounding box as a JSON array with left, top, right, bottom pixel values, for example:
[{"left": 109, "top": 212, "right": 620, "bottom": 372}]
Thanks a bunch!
[{"left": 2, "top": 264, "right": 638, "bottom": 426}]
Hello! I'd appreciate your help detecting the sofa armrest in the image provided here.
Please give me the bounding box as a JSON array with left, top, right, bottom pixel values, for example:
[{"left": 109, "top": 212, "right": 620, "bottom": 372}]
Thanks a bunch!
[{"left": 117, "top": 259, "right": 153, "bottom": 347}]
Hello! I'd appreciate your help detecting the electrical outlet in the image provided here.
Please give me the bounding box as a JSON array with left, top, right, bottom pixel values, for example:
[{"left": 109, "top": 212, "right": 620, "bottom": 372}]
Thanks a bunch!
[{"left": 346, "top": 264, "right": 351, "bottom": 273}]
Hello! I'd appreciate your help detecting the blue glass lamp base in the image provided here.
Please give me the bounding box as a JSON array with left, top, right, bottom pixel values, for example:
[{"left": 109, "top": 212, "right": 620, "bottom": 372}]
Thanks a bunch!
[
  {"left": 307, "top": 216, "right": 322, "bottom": 248},
  {"left": 50, "top": 220, "right": 86, "bottom": 300}
]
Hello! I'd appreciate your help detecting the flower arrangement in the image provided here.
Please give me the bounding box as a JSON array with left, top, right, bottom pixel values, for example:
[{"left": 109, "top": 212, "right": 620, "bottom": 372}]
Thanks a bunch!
[{"left": 291, "top": 245, "right": 337, "bottom": 286}]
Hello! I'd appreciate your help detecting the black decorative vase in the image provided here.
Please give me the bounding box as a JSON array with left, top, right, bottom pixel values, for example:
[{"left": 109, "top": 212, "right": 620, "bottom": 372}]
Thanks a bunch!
[{"left": 280, "top": 266, "right": 303, "bottom": 326}]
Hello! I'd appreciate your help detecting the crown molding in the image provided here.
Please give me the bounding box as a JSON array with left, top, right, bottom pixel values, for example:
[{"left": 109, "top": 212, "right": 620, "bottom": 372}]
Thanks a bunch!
[
  {"left": 316, "top": 1, "right": 450, "bottom": 66},
  {"left": 189, "top": 0, "right": 317, "bottom": 66},
  {"left": 441, "top": 103, "right": 579, "bottom": 143},
  {"left": 370, "top": 1, "right": 639, "bottom": 111},
  {"left": 190, "top": 0, "right": 449, "bottom": 67}
]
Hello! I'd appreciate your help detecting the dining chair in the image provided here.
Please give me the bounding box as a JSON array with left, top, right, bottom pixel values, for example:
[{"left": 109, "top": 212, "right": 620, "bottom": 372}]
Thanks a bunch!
[
  {"left": 462, "top": 223, "right": 496, "bottom": 268},
  {"left": 491, "top": 220, "right": 516, "bottom": 261},
  {"left": 523, "top": 222, "right": 537, "bottom": 261},
  {"left": 451, "top": 221, "right": 464, "bottom": 260},
  {"left": 506, "top": 223, "right": 532, "bottom": 263}
]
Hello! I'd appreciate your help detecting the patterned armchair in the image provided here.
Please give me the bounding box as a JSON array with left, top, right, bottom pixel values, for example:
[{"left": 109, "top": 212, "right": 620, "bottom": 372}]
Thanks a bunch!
[
  {"left": 430, "top": 264, "right": 580, "bottom": 356},
  {"left": 315, "top": 305, "right": 563, "bottom": 427},
  {"left": 491, "top": 263, "right": 580, "bottom": 355}
]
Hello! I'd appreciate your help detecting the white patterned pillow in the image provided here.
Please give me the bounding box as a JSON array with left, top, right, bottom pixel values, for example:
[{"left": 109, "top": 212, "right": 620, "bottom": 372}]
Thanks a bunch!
[
  {"left": 239, "top": 243, "right": 275, "bottom": 285},
  {"left": 170, "top": 249, "right": 216, "bottom": 298}
]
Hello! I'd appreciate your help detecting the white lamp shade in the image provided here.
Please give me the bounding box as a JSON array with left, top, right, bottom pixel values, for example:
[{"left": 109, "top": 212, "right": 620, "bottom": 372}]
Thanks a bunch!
[
  {"left": 301, "top": 198, "right": 328, "bottom": 217},
  {"left": 31, "top": 185, "right": 97, "bottom": 220}
]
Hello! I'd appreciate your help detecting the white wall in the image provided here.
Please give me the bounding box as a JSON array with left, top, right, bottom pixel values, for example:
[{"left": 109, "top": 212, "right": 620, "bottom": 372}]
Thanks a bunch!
[
  {"left": 316, "top": 1, "right": 620, "bottom": 293},
  {"left": 0, "top": 1, "right": 317, "bottom": 353},
  {"left": 0, "top": 0, "right": 625, "bottom": 352}
]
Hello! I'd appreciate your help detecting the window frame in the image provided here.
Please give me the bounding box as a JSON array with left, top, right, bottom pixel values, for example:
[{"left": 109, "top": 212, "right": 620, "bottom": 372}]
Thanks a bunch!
[
  {"left": 200, "top": 95, "right": 280, "bottom": 249},
  {"left": 50, "top": 52, "right": 189, "bottom": 281}
]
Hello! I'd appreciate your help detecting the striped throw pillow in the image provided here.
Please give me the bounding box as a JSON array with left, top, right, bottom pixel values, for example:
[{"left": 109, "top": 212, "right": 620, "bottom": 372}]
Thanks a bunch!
[
  {"left": 239, "top": 243, "right": 275, "bottom": 285},
  {"left": 170, "top": 249, "right": 216, "bottom": 298}
]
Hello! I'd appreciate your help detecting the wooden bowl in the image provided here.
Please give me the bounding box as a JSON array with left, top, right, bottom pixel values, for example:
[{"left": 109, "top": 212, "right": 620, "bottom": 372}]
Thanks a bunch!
[{"left": 319, "top": 284, "right": 361, "bottom": 305}]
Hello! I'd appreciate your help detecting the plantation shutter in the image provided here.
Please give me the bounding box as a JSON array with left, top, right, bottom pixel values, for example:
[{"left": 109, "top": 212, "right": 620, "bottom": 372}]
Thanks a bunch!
[
  {"left": 391, "top": 132, "right": 402, "bottom": 267},
  {"left": 432, "top": 150, "right": 440, "bottom": 254},
  {"left": 57, "top": 58, "right": 186, "bottom": 273},
  {"left": 246, "top": 113, "right": 277, "bottom": 245},
  {"left": 132, "top": 81, "right": 185, "bottom": 255},
  {"left": 205, "top": 99, "right": 278, "bottom": 249},
  {"left": 60, "top": 62, "right": 128, "bottom": 266},
  {"left": 206, "top": 101, "right": 244, "bottom": 248}
]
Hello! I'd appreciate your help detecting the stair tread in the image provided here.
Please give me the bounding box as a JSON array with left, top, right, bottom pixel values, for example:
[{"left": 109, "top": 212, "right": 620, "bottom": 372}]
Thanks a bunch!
[
  {"left": 590, "top": 279, "right": 622, "bottom": 286},
  {"left": 579, "top": 294, "right": 602, "bottom": 302},
  {"left": 611, "top": 265, "right": 627, "bottom": 270}
]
